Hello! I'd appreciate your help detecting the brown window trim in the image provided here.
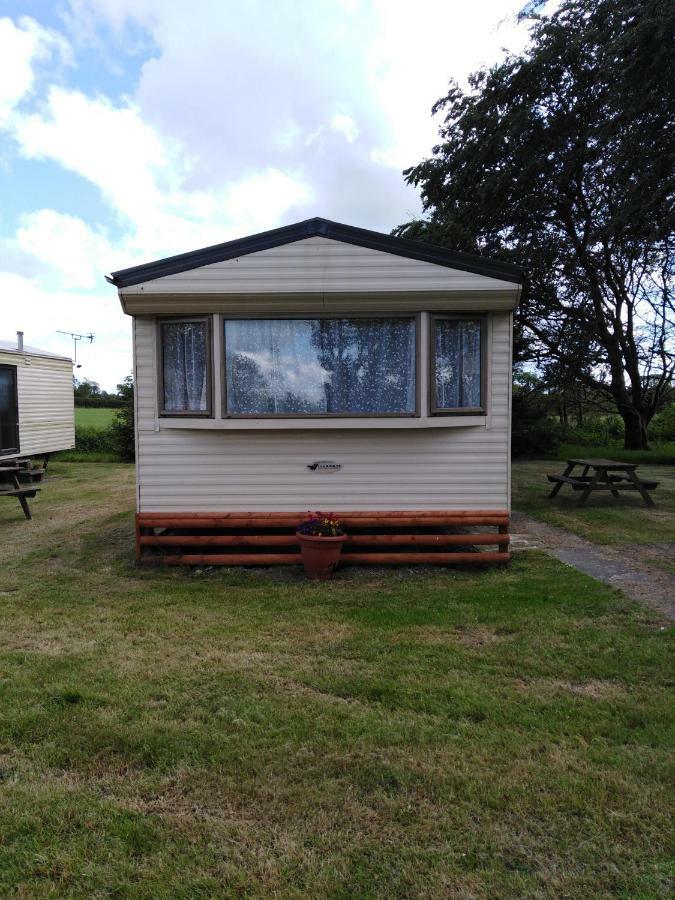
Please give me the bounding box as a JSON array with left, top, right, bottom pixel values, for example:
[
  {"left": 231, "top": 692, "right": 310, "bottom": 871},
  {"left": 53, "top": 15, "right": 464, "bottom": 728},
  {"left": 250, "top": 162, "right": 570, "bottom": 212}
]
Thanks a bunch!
[
  {"left": 220, "top": 313, "right": 421, "bottom": 419},
  {"left": 429, "top": 313, "right": 487, "bottom": 416},
  {"left": 157, "top": 316, "right": 213, "bottom": 418}
]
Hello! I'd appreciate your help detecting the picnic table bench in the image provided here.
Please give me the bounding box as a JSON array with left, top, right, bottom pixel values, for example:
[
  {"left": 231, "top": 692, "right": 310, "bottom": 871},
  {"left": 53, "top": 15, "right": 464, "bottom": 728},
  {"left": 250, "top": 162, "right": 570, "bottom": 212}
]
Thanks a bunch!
[
  {"left": 0, "top": 464, "right": 40, "bottom": 519},
  {"left": 0, "top": 458, "right": 46, "bottom": 483},
  {"left": 547, "top": 458, "right": 658, "bottom": 508}
]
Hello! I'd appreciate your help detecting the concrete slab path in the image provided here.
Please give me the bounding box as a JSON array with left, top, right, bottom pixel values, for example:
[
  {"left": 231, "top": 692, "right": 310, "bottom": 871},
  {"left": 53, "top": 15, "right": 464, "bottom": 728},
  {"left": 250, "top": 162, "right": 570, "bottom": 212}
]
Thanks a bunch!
[{"left": 511, "top": 511, "right": 675, "bottom": 621}]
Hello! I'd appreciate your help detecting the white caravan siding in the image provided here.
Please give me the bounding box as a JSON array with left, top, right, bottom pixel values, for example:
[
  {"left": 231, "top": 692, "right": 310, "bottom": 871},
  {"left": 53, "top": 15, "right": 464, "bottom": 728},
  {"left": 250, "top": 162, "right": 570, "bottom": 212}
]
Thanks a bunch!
[
  {"left": 121, "top": 237, "right": 519, "bottom": 297},
  {"left": 0, "top": 350, "right": 74, "bottom": 459},
  {"left": 133, "top": 313, "right": 512, "bottom": 512}
]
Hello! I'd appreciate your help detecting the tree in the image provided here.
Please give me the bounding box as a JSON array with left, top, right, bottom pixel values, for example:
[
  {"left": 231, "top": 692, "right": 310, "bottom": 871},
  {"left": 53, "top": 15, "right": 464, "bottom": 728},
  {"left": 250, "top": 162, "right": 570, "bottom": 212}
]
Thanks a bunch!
[
  {"left": 397, "top": 0, "right": 674, "bottom": 448},
  {"left": 111, "top": 375, "right": 135, "bottom": 461},
  {"left": 73, "top": 377, "right": 123, "bottom": 408},
  {"left": 73, "top": 378, "right": 102, "bottom": 402}
]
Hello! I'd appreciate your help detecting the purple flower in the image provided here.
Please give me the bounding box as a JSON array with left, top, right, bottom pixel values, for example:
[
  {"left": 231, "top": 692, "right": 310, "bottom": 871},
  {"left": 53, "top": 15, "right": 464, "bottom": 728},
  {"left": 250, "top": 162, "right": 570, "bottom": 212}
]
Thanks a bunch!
[{"left": 298, "top": 511, "right": 344, "bottom": 537}]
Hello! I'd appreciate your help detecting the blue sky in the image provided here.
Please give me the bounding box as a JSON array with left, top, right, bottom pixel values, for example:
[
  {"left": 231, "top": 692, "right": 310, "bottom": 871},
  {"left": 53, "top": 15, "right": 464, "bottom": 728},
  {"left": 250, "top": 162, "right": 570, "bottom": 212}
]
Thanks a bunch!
[{"left": 0, "top": 0, "right": 532, "bottom": 389}]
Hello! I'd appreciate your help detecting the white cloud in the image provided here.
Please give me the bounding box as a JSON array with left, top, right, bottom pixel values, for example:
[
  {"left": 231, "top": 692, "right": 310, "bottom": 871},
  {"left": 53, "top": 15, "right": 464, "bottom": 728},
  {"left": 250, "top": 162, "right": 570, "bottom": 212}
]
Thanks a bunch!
[
  {"left": 367, "top": 0, "right": 531, "bottom": 170},
  {"left": 4, "top": 2, "right": 534, "bottom": 265},
  {"left": 15, "top": 210, "right": 115, "bottom": 290},
  {"left": 0, "top": 271, "right": 130, "bottom": 389},
  {"left": 330, "top": 113, "right": 359, "bottom": 144},
  {"left": 224, "top": 170, "right": 313, "bottom": 233},
  {"left": 0, "top": 16, "right": 70, "bottom": 124},
  {"left": 0, "top": 1, "right": 539, "bottom": 389},
  {"left": 66, "top": 0, "right": 533, "bottom": 226},
  {"left": 67, "top": 0, "right": 413, "bottom": 225},
  {"left": 8, "top": 85, "right": 312, "bottom": 265},
  {"left": 14, "top": 86, "right": 178, "bottom": 224}
]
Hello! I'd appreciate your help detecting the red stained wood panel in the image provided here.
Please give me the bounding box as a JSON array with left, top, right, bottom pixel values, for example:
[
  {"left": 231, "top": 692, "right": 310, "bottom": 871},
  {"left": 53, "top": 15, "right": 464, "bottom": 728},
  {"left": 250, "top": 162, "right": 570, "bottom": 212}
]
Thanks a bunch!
[{"left": 134, "top": 511, "right": 511, "bottom": 567}]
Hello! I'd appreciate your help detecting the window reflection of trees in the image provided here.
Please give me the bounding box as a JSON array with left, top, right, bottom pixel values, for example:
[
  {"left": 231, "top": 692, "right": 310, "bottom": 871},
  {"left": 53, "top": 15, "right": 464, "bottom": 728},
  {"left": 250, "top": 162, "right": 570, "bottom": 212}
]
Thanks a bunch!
[{"left": 225, "top": 319, "right": 415, "bottom": 415}]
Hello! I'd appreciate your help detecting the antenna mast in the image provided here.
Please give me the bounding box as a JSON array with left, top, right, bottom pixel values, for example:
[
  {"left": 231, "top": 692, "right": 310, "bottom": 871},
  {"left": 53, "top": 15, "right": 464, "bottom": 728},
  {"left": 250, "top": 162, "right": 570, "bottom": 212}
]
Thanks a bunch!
[{"left": 57, "top": 331, "right": 95, "bottom": 369}]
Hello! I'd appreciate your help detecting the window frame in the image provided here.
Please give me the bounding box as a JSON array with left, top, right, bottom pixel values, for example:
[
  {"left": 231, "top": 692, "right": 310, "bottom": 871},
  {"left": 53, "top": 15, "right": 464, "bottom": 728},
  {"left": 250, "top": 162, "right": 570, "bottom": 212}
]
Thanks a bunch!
[
  {"left": 220, "top": 313, "right": 421, "bottom": 419},
  {"left": 429, "top": 313, "right": 487, "bottom": 416},
  {"left": 0, "top": 364, "right": 20, "bottom": 455},
  {"left": 157, "top": 316, "right": 213, "bottom": 418}
]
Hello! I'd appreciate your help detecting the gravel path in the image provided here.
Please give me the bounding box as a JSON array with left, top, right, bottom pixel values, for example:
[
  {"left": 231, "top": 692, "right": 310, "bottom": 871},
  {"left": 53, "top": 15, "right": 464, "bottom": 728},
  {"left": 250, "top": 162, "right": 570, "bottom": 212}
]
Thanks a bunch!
[{"left": 511, "top": 511, "right": 675, "bottom": 621}]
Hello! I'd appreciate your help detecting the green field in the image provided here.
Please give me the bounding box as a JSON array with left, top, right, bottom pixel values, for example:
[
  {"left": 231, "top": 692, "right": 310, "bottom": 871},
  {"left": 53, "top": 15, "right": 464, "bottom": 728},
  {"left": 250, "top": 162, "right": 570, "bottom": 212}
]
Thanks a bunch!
[
  {"left": 74, "top": 407, "right": 117, "bottom": 429},
  {"left": 0, "top": 463, "right": 672, "bottom": 897}
]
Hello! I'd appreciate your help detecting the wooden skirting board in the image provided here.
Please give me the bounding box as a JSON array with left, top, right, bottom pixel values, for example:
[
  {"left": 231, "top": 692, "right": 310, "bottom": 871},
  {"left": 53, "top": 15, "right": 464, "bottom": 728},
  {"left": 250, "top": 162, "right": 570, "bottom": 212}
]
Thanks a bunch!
[{"left": 136, "top": 511, "right": 511, "bottom": 567}]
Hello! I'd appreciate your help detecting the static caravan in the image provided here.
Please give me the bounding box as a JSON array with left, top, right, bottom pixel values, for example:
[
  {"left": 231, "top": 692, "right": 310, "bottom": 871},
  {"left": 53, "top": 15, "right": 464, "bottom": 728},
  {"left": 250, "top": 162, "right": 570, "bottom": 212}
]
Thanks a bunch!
[
  {"left": 108, "top": 218, "right": 523, "bottom": 566},
  {"left": 0, "top": 333, "right": 74, "bottom": 461}
]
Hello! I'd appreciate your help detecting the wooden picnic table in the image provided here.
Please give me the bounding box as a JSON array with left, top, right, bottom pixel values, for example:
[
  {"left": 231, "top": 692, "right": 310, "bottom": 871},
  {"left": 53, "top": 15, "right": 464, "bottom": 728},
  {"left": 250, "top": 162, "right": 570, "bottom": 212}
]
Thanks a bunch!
[
  {"left": 0, "top": 464, "right": 40, "bottom": 519},
  {"left": 547, "top": 458, "right": 659, "bottom": 508}
]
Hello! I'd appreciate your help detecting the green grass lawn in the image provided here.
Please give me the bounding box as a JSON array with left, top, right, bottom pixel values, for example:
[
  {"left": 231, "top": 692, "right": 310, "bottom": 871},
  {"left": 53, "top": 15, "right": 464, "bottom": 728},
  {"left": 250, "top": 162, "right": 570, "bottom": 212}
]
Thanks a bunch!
[
  {"left": 74, "top": 407, "right": 117, "bottom": 429},
  {"left": 0, "top": 464, "right": 672, "bottom": 896},
  {"left": 512, "top": 460, "right": 675, "bottom": 573}
]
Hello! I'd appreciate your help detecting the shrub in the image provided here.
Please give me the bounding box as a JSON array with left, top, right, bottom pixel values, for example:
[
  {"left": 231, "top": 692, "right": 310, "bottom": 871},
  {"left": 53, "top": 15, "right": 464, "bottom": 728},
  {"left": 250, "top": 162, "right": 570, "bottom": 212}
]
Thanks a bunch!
[
  {"left": 511, "top": 379, "right": 564, "bottom": 457},
  {"left": 74, "top": 396, "right": 123, "bottom": 408},
  {"left": 74, "top": 425, "right": 117, "bottom": 454},
  {"left": 564, "top": 416, "right": 624, "bottom": 447},
  {"left": 110, "top": 375, "right": 135, "bottom": 462},
  {"left": 650, "top": 403, "right": 675, "bottom": 443},
  {"left": 511, "top": 417, "right": 565, "bottom": 457}
]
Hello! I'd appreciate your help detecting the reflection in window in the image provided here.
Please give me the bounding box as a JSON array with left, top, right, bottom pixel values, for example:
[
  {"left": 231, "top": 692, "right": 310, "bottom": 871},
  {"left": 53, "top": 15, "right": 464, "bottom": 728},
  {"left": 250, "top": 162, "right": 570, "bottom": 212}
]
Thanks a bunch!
[
  {"left": 434, "top": 319, "right": 482, "bottom": 410},
  {"left": 161, "top": 321, "right": 208, "bottom": 412},
  {"left": 0, "top": 365, "right": 19, "bottom": 453},
  {"left": 224, "top": 318, "right": 416, "bottom": 415}
]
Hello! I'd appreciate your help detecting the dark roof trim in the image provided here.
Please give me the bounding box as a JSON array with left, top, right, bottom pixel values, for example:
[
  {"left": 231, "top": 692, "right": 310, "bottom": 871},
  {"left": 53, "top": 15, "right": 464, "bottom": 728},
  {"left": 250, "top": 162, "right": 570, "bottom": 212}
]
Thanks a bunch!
[{"left": 107, "top": 217, "right": 524, "bottom": 288}]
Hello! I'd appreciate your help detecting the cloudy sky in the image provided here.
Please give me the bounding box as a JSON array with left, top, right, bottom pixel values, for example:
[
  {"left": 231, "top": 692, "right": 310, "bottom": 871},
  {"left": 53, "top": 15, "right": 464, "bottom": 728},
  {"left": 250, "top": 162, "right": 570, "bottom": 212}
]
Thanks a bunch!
[{"left": 0, "top": 0, "right": 533, "bottom": 389}]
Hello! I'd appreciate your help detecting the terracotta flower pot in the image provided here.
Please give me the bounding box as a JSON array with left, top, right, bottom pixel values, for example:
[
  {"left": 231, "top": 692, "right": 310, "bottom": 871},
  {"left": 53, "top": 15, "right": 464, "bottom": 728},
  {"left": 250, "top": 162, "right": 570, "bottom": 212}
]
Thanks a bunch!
[{"left": 296, "top": 532, "right": 347, "bottom": 580}]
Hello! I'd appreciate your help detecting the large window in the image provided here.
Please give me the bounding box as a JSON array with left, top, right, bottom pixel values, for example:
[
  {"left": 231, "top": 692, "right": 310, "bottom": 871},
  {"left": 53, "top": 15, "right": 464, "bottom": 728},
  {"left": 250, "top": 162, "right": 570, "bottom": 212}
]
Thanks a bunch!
[
  {"left": 159, "top": 318, "right": 211, "bottom": 415},
  {"left": 224, "top": 318, "right": 417, "bottom": 416},
  {"left": 431, "top": 316, "right": 485, "bottom": 414},
  {"left": 0, "top": 365, "right": 19, "bottom": 454},
  {"left": 156, "top": 314, "right": 490, "bottom": 421}
]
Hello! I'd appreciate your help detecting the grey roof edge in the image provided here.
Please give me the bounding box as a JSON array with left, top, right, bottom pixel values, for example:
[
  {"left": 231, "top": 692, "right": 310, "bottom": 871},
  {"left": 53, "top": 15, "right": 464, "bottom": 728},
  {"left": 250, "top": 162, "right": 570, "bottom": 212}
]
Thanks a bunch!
[
  {"left": 0, "top": 340, "right": 72, "bottom": 362},
  {"left": 107, "top": 217, "right": 524, "bottom": 288}
]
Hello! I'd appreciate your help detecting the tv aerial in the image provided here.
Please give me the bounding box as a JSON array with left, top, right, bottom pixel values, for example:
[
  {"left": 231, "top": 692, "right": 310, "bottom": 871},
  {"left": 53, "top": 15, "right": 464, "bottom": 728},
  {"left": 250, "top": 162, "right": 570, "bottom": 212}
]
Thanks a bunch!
[{"left": 57, "top": 331, "right": 95, "bottom": 369}]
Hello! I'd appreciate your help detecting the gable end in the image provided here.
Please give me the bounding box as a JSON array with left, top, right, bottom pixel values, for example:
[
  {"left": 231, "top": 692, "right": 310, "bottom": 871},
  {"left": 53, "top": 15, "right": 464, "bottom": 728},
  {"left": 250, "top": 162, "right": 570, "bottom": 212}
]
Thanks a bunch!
[{"left": 107, "top": 217, "right": 524, "bottom": 288}]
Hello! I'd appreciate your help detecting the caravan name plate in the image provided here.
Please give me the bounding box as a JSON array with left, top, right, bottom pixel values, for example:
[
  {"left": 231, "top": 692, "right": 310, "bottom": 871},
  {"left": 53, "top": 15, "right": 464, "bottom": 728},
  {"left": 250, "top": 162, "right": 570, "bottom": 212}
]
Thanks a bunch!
[{"left": 307, "top": 461, "right": 342, "bottom": 472}]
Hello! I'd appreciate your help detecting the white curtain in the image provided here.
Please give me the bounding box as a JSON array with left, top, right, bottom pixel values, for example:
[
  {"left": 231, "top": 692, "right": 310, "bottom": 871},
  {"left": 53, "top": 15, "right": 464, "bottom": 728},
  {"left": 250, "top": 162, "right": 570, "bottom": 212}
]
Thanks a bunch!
[
  {"left": 434, "top": 319, "right": 482, "bottom": 409},
  {"left": 225, "top": 318, "right": 416, "bottom": 414},
  {"left": 162, "top": 322, "right": 207, "bottom": 412}
]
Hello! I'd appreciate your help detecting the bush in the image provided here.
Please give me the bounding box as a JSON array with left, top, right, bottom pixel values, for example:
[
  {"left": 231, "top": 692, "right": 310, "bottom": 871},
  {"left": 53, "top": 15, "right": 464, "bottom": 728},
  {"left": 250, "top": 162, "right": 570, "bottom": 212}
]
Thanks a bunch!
[
  {"left": 511, "top": 417, "right": 565, "bottom": 457},
  {"left": 650, "top": 403, "right": 675, "bottom": 443},
  {"left": 564, "top": 416, "right": 624, "bottom": 447},
  {"left": 511, "top": 378, "right": 565, "bottom": 457},
  {"left": 75, "top": 397, "right": 123, "bottom": 408},
  {"left": 74, "top": 425, "right": 117, "bottom": 454},
  {"left": 110, "top": 375, "right": 135, "bottom": 461},
  {"left": 563, "top": 405, "right": 675, "bottom": 447}
]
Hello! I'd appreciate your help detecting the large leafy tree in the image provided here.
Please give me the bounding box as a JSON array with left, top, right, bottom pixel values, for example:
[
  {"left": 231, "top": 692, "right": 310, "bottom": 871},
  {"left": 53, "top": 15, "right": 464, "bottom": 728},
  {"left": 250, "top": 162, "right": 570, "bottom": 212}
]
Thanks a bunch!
[{"left": 397, "top": 0, "right": 674, "bottom": 448}]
